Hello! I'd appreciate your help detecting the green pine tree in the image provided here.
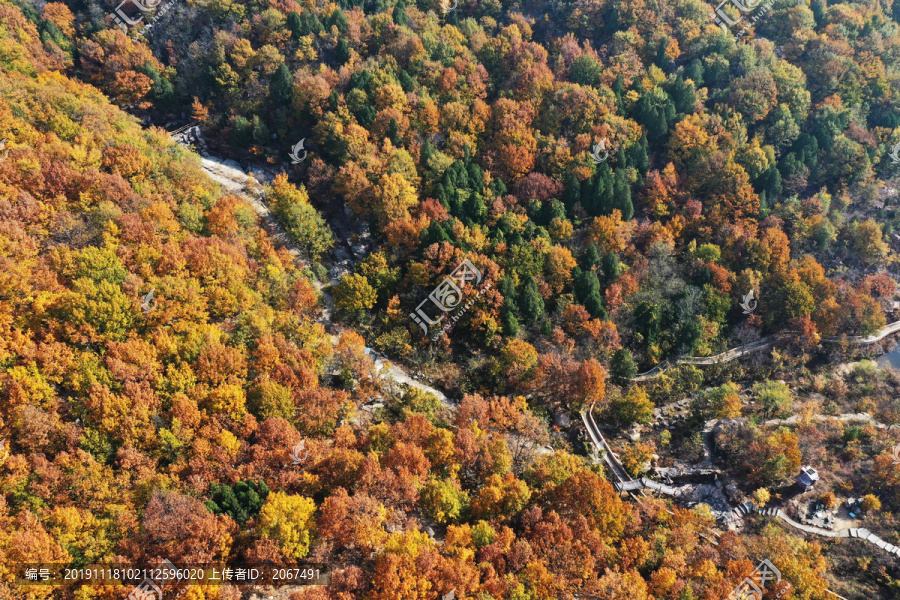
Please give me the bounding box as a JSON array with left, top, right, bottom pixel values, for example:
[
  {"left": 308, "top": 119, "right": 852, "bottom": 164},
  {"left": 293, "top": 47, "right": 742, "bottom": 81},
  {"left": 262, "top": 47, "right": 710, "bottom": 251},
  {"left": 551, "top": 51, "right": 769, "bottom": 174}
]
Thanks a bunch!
[
  {"left": 685, "top": 59, "right": 704, "bottom": 87},
  {"left": 611, "top": 349, "right": 638, "bottom": 381},
  {"left": 329, "top": 7, "right": 349, "bottom": 31},
  {"left": 613, "top": 74, "right": 626, "bottom": 112},
  {"left": 467, "top": 162, "right": 484, "bottom": 190},
  {"left": 502, "top": 307, "right": 519, "bottom": 336},
  {"left": 648, "top": 105, "right": 668, "bottom": 141},
  {"left": 464, "top": 193, "right": 487, "bottom": 224},
  {"left": 598, "top": 163, "right": 616, "bottom": 215},
  {"left": 421, "top": 220, "right": 451, "bottom": 246},
  {"left": 251, "top": 115, "right": 270, "bottom": 145},
  {"left": 627, "top": 135, "right": 649, "bottom": 175},
  {"left": 393, "top": 0, "right": 409, "bottom": 25},
  {"left": 575, "top": 270, "right": 606, "bottom": 318},
  {"left": 541, "top": 199, "right": 567, "bottom": 226},
  {"left": 757, "top": 166, "right": 783, "bottom": 203},
  {"left": 584, "top": 244, "right": 602, "bottom": 268},
  {"left": 433, "top": 183, "right": 449, "bottom": 210},
  {"left": 635, "top": 301, "right": 661, "bottom": 344},
  {"left": 499, "top": 276, "right": 518, "bottom": 312},
  {"left": 540, "top": 319, "right": 553, "bottom": 336},
  {"left": 669, "top": 75, "right": 696, "bottom": 114},
  {"left": 655, "top": 37, "right": 669, "bottom": 68},
  {"left": 612, "top": 169, "right": 634, "bottom": 220},
  {"left": 387, "top": 118, "right": 402, "bottom": 146},
  {"left": 569, "top": 55, "right": 603, "bottom": 87},
  {"left": 585, "top": 164, "right": 614, "bottom": 216},
  {"left": 399, "top": 69, "right": 414, "bottom": 91},
  {"left": 270, "top": 64, "right": 294, "bottom": 106},
  {"left": 336, "top": 39, "right": 351, "bottom": 65},
  {"left": 562, "top": 175, "right": 581, "bottom": 214},
  {"left": 231, "top": 116, "right": 252, "bottom": 148},
  {"left": 287, "top": 11, "right": 303, "bottom": 38},
  {"left": 601, "top": 252, "right": 620, "bottom": 282},
  {"left": 520, "top": 276, "right": 545, "bottom": 324},
  {"left": 811, "top": 0, "right": 825, "bottom": 26}
]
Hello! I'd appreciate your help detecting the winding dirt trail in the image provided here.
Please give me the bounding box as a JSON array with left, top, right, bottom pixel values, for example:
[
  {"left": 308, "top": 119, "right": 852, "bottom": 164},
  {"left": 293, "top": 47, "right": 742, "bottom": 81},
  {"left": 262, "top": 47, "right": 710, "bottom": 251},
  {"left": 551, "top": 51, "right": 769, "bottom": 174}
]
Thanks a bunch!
[{"left": 197, "top": 155, "right": 449, "bottom": 404}]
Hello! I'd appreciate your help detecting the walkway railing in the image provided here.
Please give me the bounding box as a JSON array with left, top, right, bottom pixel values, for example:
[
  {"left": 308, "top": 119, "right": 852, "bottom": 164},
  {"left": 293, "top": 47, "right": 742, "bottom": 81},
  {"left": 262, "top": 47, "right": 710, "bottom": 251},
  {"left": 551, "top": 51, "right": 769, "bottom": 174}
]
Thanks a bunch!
[{"left": 631, "top": 318, "right": 900, "bottom": 381}]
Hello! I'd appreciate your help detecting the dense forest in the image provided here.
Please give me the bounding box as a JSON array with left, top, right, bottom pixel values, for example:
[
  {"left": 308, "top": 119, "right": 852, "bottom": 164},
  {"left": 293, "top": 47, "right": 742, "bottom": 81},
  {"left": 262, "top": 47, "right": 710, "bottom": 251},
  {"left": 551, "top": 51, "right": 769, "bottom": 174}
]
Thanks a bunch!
[{"left": 0, "top": 0, "right": 900, "bottom": 597}]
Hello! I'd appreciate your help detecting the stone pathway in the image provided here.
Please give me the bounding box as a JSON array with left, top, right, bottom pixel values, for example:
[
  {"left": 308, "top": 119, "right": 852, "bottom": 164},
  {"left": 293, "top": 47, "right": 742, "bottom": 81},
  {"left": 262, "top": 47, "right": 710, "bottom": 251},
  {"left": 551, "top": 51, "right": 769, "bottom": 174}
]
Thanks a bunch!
[
  {"left": 194, "top": 152, "right": 455, "bottom": 409},
  {"left": 632, "top": 319, "right": 900, "bottom": 381},
  {"left": 586, "top": 405, "right": 900, "bottom": 561},
  {"left": 197, "top": 155, "right": 339, "bottom": 322},
  {"left": 632, "top": 336, "right": 779, "bottom": 381},
  {"left": 373, "top": 355, "right": 451, "bottom": 406},
  {"left": 730, "top": 502, "right": 900, "bottom": 558}
]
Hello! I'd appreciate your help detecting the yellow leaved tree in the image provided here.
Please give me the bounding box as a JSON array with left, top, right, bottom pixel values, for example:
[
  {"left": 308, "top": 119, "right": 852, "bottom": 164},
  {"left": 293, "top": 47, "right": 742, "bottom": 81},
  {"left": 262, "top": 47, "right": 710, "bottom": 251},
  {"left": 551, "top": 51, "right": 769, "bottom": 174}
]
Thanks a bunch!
[{"left": 257, "top": 492, "right": 316, "bottom": 559}]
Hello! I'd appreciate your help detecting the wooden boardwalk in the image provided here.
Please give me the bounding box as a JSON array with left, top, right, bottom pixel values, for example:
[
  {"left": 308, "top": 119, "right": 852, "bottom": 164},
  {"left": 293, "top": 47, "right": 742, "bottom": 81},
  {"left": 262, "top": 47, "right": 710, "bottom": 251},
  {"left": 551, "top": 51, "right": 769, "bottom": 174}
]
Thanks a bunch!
[
  {"left": 580, "top": 405, "right": 631, "bottom": 484},
  {"left": 582, "top": 406, "right": 900, "bottom": 561},
  {"left": 632, "top": 319, "right": 900, "bottom": 381}
]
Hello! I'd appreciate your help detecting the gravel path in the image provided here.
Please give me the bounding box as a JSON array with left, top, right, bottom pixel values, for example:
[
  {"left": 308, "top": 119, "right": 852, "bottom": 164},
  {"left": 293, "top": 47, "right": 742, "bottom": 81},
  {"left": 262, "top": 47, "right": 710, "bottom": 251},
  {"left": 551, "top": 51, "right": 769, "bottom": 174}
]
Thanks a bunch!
[
  {"left": 197, "top": 155, "right": 449, "bottom": 404},
  {"left": 633, "top": 320, "right": 900, "bottom": 381}
]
